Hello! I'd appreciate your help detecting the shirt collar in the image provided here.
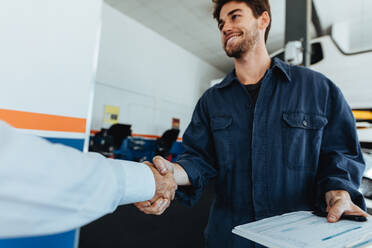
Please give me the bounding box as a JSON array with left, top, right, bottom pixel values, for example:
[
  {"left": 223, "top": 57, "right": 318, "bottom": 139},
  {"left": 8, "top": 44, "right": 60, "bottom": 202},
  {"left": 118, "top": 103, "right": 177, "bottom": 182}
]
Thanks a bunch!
[
  {"left": 215, "top": 57, "right": 292, "bottom": 89},
  {"left": 271, "top": 57, "right": 292, "bottom": 82},
  {"left": 215, "top": 69, "right": 237, "bottom": 89}
]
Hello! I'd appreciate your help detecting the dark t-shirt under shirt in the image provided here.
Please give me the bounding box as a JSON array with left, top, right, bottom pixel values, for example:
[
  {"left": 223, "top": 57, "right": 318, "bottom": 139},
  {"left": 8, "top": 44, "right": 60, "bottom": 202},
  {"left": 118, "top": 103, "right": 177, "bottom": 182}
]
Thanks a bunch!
[
  {"left": 244, "top": 62, "right": 273, "bottom": 106},
  {"left": 245, "top": 81, "right": 262, "bottom": 107}
]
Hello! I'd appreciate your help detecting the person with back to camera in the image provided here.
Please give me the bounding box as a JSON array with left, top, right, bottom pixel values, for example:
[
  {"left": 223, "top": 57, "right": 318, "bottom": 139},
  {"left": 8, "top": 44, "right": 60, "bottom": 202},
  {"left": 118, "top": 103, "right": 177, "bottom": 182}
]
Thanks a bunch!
[{"left": 0, "top": 120, "right": 177, "bottom": 237}]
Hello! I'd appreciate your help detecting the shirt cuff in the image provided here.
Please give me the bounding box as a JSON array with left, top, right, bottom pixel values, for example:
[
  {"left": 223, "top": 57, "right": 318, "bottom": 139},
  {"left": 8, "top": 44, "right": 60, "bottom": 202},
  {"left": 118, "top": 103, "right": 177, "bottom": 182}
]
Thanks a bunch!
[
  {"left": 175, "top": 159, "right": 204, "bottom": 207},
  {"left": 116, "top": 161, "right": 155, "bottom": 205}
]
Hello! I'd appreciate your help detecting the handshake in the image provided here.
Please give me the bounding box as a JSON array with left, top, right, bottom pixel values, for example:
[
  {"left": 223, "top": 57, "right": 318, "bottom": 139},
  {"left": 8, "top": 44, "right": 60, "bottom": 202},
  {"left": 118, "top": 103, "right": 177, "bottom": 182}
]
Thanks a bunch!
[{"left": 134, "top": 156, "right": 178, "bottom": 215}]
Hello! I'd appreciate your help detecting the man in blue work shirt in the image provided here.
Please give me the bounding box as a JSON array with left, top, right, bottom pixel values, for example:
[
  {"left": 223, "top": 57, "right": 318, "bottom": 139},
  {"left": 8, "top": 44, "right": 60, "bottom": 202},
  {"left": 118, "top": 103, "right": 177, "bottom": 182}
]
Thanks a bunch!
[{"left": 135, "top": 0, "right": 368, "bottom": 247}]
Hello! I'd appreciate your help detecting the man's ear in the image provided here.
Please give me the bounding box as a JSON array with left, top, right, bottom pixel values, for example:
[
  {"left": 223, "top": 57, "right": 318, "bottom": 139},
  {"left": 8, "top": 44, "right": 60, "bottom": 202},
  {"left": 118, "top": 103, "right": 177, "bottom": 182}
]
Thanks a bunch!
[{"left": 259, "top": 11, "right": 270, "bottom": 30}]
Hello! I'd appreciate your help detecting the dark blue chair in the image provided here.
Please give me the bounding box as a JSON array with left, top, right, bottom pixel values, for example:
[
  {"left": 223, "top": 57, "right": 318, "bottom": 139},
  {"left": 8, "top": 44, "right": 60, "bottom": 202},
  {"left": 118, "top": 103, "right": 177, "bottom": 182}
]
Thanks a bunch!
[
  {"left": 169, "top": 141, "right": 185, "bottom": 162},
  {"left": 116, "top": 137, "right": 156, "bottom": 162}
]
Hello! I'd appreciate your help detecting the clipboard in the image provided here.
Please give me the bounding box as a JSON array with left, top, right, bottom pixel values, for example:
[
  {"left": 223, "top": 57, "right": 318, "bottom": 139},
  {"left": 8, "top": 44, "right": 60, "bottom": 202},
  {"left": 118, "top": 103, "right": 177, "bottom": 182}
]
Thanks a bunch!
[{"left": 232, "top": 211, "right": 372, "bottom": 248}]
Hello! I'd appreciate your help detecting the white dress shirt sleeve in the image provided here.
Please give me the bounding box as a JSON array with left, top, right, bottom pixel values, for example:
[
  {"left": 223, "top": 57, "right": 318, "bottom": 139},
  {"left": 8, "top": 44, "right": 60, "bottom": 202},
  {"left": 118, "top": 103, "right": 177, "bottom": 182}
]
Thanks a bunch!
[{"left": 0, "top": 121, "right": 155, "bottom": 238}]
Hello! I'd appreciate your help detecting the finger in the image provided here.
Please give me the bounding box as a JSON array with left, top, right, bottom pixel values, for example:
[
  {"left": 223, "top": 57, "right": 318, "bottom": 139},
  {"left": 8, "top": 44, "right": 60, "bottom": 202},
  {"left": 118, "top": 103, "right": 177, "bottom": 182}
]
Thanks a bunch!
[
  {"left": 134, "top": 202, "right": 145, "bottom": 209},
  {"left": 327, "top": 199, "right": 346, "bottom": 223},
  {"left": 153, "top": 199, "right": 170, "bottom": 215},
  {"left": 155, "top": 186, "right": 174, "bottom": 202},
  {"left": 140, "top": 198, "right": 166, "bottom": 215},
  {"left": 149, "top": 195, "right": 164, "bottom": 205},
  {"left": 151, "top": 198, "right": 170, "bottom": 215},
  {"left": 167, "top": 179, "right": 177, "bottom": 201},
  {"left": 157, "top": 199, "right": 171, "bottom": 215},
  {"left": 136, "top": 198, "right": 159, "bottom": 210},
  {"left": 162, "top": 189, "right": 173, "bottom": 201},
  {"left": 134, "top": 201, "right": 151, "bottom": 208},
  {"left": 343, "top": 205, "right": 370, "bottom": 217},
  {"left": 326, "top": 205, "right": 330, "bottom": 213},
  {"left": 326, "top": 196, "right": 338, "bottom": 212},
  {"left": 143, "top": 161, "right": 152, "bottom": 167},
  {"left": 171, "top": 191, "right": 175, "bottom": 201},
  {"left": 153, "top": 156, "right": 168, "bottom": 175},
  {"left": 136, "top": 202, "right": 155, "bottom": 214},
  {"left": 344, "top": 210, "right": 370, "bottom": 218}
]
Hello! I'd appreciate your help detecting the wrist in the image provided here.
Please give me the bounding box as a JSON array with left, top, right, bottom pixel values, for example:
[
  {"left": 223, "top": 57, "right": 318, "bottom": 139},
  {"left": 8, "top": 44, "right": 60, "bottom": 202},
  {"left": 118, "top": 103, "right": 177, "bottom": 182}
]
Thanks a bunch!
[
  {"left": 326, "top": 190, "right": 350, "bottom": 198},
  {"left": 172, "top": 163, "right": 191, "bottom": 186},
  {"left": 325, "top": 190, "right": 351, "bottom": 206}
]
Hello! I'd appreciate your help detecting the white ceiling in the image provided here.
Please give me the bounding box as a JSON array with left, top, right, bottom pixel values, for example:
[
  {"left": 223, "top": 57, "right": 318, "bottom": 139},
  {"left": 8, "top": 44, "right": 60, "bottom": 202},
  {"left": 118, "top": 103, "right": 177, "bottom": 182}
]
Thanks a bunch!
[
  {"left": 105, "top": 0, "right": 286, "bottom": 72},
  {"left": 105, "top": 0, "right": 370, "bottom": 73}
]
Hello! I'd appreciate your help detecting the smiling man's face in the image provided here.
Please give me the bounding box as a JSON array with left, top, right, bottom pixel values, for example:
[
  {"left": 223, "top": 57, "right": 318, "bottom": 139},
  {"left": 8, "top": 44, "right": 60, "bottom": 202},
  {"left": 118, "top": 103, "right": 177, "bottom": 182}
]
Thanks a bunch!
[{"left": 218, "top": 1, "right": 260, "bottom": 58}]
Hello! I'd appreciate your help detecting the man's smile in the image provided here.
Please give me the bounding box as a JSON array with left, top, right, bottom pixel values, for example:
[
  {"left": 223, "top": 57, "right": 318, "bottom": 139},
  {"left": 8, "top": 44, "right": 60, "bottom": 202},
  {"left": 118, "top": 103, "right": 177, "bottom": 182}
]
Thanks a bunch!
[{"left": 225, "top": 32, "right": 243, "bottom": 47}]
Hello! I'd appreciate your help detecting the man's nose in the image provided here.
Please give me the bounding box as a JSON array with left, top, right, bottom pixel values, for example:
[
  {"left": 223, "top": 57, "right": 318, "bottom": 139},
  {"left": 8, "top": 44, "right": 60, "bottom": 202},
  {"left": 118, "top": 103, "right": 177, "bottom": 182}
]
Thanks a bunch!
[{"left": 222, "top": 22, "right": 233, "bottom": 36}]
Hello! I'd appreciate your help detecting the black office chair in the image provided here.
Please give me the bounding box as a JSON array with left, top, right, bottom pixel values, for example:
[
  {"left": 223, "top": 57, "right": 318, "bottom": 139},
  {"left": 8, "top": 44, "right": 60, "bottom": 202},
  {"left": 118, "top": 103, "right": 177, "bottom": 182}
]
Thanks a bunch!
[
  {"left": 107, "top": 124, "right": 132, "bottom": 150},
  {"left": 89, "top": 129, "right": 115, "bottom": 156},
  {"left": 155, "top": 128, "right": 180, "bottom": 158}
]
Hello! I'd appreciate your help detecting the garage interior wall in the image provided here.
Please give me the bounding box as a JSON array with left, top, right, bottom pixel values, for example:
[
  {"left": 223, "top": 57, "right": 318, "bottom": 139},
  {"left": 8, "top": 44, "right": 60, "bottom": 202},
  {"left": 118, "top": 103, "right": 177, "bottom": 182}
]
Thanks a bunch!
[
  {"left": 92, "top": 3, "right": 225, "bottom": 137},
  {"left": 0, "top": 0, "right": 101, "bottom": 122}
]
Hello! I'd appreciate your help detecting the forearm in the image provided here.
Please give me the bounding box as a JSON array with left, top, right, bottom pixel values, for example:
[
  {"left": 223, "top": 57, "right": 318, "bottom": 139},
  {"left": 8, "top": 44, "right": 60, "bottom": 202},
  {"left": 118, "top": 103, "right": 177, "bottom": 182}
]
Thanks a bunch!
[
  {"left": 317, "top": 84, "right": 365, "bottom": 208},
  {"left": 0, "top": 121, "right": 156, "bottom": 237},
  {"left": 172, "top": 163, "right": 191, "bottom": 186}
]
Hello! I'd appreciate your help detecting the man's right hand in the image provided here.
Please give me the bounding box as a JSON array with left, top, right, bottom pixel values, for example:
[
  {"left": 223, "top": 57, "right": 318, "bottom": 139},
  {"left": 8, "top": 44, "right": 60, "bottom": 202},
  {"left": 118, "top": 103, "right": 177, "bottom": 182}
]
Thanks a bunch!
[
  {"left": 135, "top": 156, "right": 191, "bottom": 215},
  {"left": 134, "top": 161, "right": 177, "bottom": 215}
]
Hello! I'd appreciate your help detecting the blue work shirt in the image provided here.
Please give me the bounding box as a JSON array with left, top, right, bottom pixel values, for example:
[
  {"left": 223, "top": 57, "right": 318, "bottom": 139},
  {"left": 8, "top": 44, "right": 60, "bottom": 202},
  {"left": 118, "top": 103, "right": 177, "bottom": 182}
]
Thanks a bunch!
[{"left": 175, "top": 58, "right": 365, "bottom": 248}]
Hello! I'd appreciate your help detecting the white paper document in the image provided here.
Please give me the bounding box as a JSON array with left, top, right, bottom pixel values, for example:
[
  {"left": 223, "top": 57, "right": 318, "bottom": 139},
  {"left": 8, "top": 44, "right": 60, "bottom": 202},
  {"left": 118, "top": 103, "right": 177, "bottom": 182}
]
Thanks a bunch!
[{"left": 232, "top": 211, "right": 372, "bottom": 248}]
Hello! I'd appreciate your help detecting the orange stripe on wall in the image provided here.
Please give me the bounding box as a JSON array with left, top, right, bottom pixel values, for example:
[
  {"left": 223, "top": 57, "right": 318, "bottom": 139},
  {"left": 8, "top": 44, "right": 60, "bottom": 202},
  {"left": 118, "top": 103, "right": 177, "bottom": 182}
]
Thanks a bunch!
[
  {"left": 132, "top": 133, "right": 160, "bottom": 139},
  {"left": 90, "top": 130, "right": 100, "bottom": 135},
  {"left": 133, "top": 133, "right": 183, "bottom": 142},
  {"left": 0, "top": 109, "right": 86, "bottom": 133}
]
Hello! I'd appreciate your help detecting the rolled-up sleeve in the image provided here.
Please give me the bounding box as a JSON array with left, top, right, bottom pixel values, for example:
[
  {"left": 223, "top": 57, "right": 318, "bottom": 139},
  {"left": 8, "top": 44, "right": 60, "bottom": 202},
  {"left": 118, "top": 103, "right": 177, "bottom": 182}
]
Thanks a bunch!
[
  {"left": 176, "top": 95, "right": 218, "bottom": 207},
  {"left": 316, "top": 82, "right": 366, "bottom": 210}
]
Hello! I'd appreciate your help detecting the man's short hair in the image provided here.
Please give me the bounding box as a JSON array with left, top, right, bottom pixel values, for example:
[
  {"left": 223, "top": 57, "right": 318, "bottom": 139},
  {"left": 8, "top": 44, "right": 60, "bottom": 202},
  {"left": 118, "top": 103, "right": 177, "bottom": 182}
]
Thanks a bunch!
[{"left": 212, "top": 0, "right": 272, "bottom": 43}]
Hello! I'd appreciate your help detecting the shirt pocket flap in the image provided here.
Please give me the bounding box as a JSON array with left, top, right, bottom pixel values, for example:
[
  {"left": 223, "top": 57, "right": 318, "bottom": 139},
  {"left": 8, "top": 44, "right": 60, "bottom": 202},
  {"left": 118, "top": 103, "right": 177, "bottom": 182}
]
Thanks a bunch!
[
  {"left": 211, "top": 116, "right": 232, "bottom": 131},
  {"left": 282, "top": 112, "right": 328, "bottom": 130}
]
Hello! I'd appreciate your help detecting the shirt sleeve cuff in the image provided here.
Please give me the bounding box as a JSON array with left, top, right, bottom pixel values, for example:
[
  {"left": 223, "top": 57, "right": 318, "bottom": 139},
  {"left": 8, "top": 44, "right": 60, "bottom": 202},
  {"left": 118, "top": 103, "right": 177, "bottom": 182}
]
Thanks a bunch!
[
  {"left": 114, "top": 161, "right": 155, "bottom": 205},
  {"left": 175, "top": 159, "right": 204, "bottom": 207}
]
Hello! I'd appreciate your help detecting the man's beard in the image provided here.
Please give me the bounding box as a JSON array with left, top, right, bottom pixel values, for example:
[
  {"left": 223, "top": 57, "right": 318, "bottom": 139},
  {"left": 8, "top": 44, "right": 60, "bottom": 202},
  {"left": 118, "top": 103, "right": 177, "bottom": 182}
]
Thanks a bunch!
[{"left": 224, "top": 26, "right": 259, "bottom": 58}]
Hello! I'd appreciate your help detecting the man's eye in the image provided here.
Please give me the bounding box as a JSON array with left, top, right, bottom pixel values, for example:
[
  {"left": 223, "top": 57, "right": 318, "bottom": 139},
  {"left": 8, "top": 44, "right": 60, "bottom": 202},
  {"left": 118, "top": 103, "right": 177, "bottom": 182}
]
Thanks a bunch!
[
  {"left": 218, "top": 23, "right": 224, "bottom": 30},
  {"left": 232, "top": 15, "right": 240, "bottom": 20}
]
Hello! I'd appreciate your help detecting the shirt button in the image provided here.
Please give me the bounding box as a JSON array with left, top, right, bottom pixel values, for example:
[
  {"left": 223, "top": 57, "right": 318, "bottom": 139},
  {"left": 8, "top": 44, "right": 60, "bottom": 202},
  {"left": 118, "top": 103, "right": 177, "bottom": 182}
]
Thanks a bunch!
[{"left": 303, "top": 120, "right": 308, "bottom": 127}]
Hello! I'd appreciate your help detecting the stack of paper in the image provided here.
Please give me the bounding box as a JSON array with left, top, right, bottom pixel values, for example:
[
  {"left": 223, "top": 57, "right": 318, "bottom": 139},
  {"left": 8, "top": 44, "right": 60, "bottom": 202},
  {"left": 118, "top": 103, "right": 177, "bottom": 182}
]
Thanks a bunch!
[{"left": 232, "top": 211, "right": 372, "bottom": 248}]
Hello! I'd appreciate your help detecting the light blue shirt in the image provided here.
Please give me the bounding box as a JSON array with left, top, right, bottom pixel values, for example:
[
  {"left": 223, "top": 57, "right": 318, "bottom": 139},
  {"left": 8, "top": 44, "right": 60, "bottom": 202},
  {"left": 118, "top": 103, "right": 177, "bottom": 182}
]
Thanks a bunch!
[{"left": 0, "top": 121, "right": 155, "bottom": 238}]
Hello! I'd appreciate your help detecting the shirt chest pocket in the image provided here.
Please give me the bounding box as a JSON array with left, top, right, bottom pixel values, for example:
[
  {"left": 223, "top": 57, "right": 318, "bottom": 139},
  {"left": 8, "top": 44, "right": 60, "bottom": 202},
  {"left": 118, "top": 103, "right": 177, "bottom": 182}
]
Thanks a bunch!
[
  {"left": 210, "top": 116, "right": 233, "bottom": 169},
  {"left": 282, "top": 112, "right": 328, "bottom": 171}
]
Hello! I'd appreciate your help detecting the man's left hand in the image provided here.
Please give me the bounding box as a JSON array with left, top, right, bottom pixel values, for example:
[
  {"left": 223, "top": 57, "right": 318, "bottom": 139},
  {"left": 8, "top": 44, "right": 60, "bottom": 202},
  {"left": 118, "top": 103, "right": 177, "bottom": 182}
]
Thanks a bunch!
[{"left": 325, "top": 190, "right": 369, "bottom": 223}]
